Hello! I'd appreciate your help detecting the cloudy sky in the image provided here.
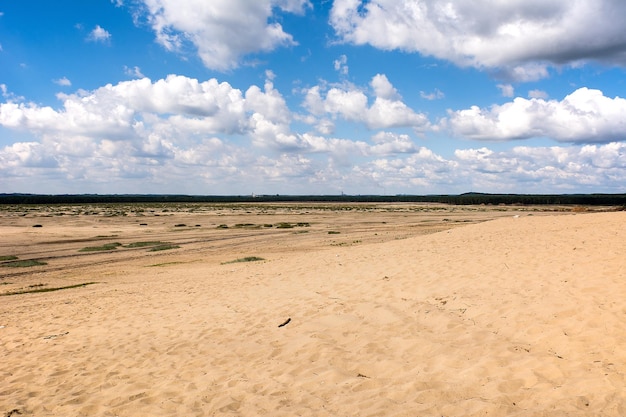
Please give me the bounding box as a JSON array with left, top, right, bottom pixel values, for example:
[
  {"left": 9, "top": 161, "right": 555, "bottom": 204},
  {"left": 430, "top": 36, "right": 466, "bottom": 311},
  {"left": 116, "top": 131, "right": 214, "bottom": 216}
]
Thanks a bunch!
[{"left": 1, "top": 0, "right": 625, "bottom": 195}]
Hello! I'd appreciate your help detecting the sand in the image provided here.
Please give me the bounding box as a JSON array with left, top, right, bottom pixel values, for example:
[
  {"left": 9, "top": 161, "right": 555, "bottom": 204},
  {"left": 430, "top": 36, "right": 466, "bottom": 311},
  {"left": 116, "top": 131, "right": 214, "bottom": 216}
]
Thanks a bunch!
[{"left": 1, "top": 203, "right": 625, "bottom": 416}]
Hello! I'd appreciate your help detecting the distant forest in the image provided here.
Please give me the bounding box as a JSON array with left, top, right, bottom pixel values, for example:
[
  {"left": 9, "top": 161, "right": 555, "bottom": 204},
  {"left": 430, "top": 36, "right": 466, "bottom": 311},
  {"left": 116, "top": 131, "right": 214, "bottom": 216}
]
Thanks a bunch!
[{"left": 1, "top": 193, "right": 625, "bottom": 206}]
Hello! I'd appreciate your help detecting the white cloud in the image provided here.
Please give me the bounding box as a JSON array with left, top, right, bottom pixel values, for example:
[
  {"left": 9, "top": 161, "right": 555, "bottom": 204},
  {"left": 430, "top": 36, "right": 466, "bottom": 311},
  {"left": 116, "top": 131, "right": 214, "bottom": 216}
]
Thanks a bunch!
[
  {"left": 53, "top": 77, "right": 72, "bottom": 87},
  {"left": 367, "top": 96, "right": 429, "bottom": 130},
  {"left": 330, "top": 0, "right": 626, "bottom": 81},
  {"left": 334, "top": 54, "right": 349, "bottom": 75},
  {"left": 0, "top": 74, "right": 309, "bottom": 160},
  {"left": 0, "top": 141, "right": 58, "bottom": 168},
  {"left": 302, "top": 75, "right": 429, "bottom": 130},
  {"left": 139, "top": 0, "right": 311, "bottom": 71},
  {"left": 88, "top": 25, "right": 112, "bottom": 43},
  {"left": 452, "top": 142, "right": 626, "bottom": 191},
  {"left": 314, "top": 118, "right": 335, "bottom": 135},
  {"left": 420, "top": 88, "right": 444, "bottom": 101},
  {"left": 0, "top": 85, "right": 24, "bottom": 103},
  {"left": 265, "top": 69, "right": 276, "bottom": 81},
  {"left": 497, "top": 84, "right": 514, "bottom": 98},
  {"left": 371, "top": 74, "right": 400, "bottom": 100},
  {"left": 369, "top": 131, "right": 417, "bottom": 155},
  {"left": 124, "top": 66, "right": 145, "bottom": 78},
  {"left": 446, "top": 88, "right": 626, "bottom": 143},
  {"left": 528, "top": 89, "right": 549, "bottom": 99},
  {"left": 2, "top": 77, "right": 625, "bottom": 194},
  {"left": 353, "top": 148, "right": 456, "bottom": 190},
  {"left": 0, "top": 76, "right": 256, "bottom": 143},
  {"left": 496, "top": 63, "right": 550, "bottom": 83},
  {"left": 245, "top": 79, "right": 290, "bottom": 126}
]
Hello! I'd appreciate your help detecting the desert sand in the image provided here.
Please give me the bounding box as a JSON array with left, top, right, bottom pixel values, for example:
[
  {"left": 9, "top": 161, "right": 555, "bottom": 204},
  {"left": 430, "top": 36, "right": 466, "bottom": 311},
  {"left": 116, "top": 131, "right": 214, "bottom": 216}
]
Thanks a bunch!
[{"left": 1, "top": 203, "right": 625, "bottom": 416}]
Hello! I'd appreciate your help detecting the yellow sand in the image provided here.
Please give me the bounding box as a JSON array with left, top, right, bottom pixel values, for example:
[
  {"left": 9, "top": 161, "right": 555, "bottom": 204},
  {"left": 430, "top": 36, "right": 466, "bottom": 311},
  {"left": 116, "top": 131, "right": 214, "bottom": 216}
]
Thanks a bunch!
[{"left": 1, "top": 209, "right": 625, "bottom": 416}]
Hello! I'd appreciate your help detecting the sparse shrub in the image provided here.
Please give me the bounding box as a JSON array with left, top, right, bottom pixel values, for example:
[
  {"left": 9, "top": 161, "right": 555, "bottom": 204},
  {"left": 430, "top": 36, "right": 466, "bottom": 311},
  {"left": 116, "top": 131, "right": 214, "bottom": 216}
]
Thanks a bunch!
[
  {"left": 78, "top": 243, "right": 122, "bottom": 252},
  {"left": 148, "top": 244, "right": 180, "bottom": 252},
  {"left": 1, "top": 282, "right": 97, "bottom": 296},
  {"left": 1, "top": 259, "right": 47, "bottom": 267},
  {"left": 124, "top": 241, "right": 167, "bottom": 248},
  {"left": 222, "top": 256, "right": 265, "bottom": 264}
]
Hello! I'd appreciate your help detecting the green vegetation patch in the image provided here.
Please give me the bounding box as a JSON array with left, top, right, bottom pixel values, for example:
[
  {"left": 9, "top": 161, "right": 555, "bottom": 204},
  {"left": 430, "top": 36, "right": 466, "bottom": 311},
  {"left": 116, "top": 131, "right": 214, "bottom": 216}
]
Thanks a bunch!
[
  {"left": 124, "top": 241, "right": 168, "bottom": 248},
  {"left": 222, "top": 256, "right": 265, "bottom": 265},
  {"left": 1, "top": 259, "right": 47, "bottom": 268},
  {"left": 148, "top": 244, "right": 180, "bottom": 252},
  {"left": 276, "top": 222, "right": 310, "bottom": 229},
  {"left": 0, "top": 255, "right": 19, "bottom": 261},
  {"left": 147, "top": 261, "right": 185, "bottom": 267},
  {"left": 1, "top": 282, "right": 98, "bottom": 296},
  {"left": 78, "top": 242, "right": 122, "bottom": 252}
]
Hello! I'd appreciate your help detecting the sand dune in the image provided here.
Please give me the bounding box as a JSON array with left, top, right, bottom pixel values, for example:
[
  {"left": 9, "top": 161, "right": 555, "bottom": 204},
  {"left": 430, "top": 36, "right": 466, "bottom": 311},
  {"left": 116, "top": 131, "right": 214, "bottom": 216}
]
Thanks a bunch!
[{"left": 1, "top": 208, "right": 625, "bottom": 416}]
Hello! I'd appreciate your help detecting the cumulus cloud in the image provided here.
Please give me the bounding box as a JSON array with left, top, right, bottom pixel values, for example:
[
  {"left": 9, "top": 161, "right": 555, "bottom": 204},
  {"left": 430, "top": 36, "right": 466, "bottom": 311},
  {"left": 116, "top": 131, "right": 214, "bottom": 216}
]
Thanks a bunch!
[
  {"left": 0, "top": 84, "right": 24, "bottom": 102},
  {"left": 0, "top": 141, "right": 58, "bottom": 169},
  {"left": 453, "top": 142, "right": 626, "bottom": 191},
  {"left": 87, "top": 25, "right": 111, "bottom": 43},
  {"left": 2, "top": 76, "right": 625, "bottom": 194},
  {"left": 0, "top": 75, "right": 267, "bottom": 152},
  {"left": 2, "top": 116, "right": 625, "bottom": 194},
  {"left": 497, "top": 84, "right": 514, "bottom": 98},
  {"left": 302, "top": 74, "right": 429, "bottom": 130},
  {"left": 330, "top": 0, "right": 626, "bottom": 81},
  {"left": 369, "top": 131, "right": 417, "bottom": 155},
  {"left": 371, "top": 74, "right": 400, "bottom": 101},
  {"left": 124, "top": 66, "right": 145, "bottom": 78},
  {"left": 420, "top": 88, "right": 444, "bottom": 101},
  {"left": 352, "top": 148, "right": 456, "bottom": 190},
  {"left": 334, "top": 54, "right": 349, "bottom": 75},
  {"left": 345, "top": 141, "right": 626, "bottom": 193},
  {"left": 446, "top": 88, "right": 626, "bottom": 143},
  {"left": 53, "top": 77, "right": 72, "bottom": 87},
  {"left": 139, "top": 0, "right": 311, "bottom": 71},
  {"left": 528, "top": 89, "right": 549, "bottom": 99}
]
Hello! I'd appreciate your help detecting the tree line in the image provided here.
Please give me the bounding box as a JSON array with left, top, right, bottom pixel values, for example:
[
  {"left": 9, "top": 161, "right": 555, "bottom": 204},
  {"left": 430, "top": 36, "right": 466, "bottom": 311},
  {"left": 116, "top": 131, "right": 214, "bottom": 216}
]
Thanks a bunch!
[{"left": 1, "top": 193, "right": 625, "bottom": 206}]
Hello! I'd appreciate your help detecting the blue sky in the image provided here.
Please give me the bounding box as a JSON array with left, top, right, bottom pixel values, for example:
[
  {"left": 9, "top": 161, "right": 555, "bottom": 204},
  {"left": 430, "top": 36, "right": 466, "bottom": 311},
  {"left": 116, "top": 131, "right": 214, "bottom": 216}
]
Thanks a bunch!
[{"left": 1, "top": 0, "right": 625, "bottom": 195}]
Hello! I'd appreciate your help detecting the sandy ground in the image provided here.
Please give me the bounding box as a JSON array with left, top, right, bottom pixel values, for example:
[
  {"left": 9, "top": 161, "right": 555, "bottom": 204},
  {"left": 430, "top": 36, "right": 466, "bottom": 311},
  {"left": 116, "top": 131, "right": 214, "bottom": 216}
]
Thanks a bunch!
[{"left": 1, "top": 203, "right": 625, "bottom": 416}]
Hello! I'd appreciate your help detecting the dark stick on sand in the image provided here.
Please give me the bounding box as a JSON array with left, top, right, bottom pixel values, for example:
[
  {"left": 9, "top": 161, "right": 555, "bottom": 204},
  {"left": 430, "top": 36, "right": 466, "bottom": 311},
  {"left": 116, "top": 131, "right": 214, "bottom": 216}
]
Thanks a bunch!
[{"left": 278, "top": 318, "right": 291, "bottom": 327}]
